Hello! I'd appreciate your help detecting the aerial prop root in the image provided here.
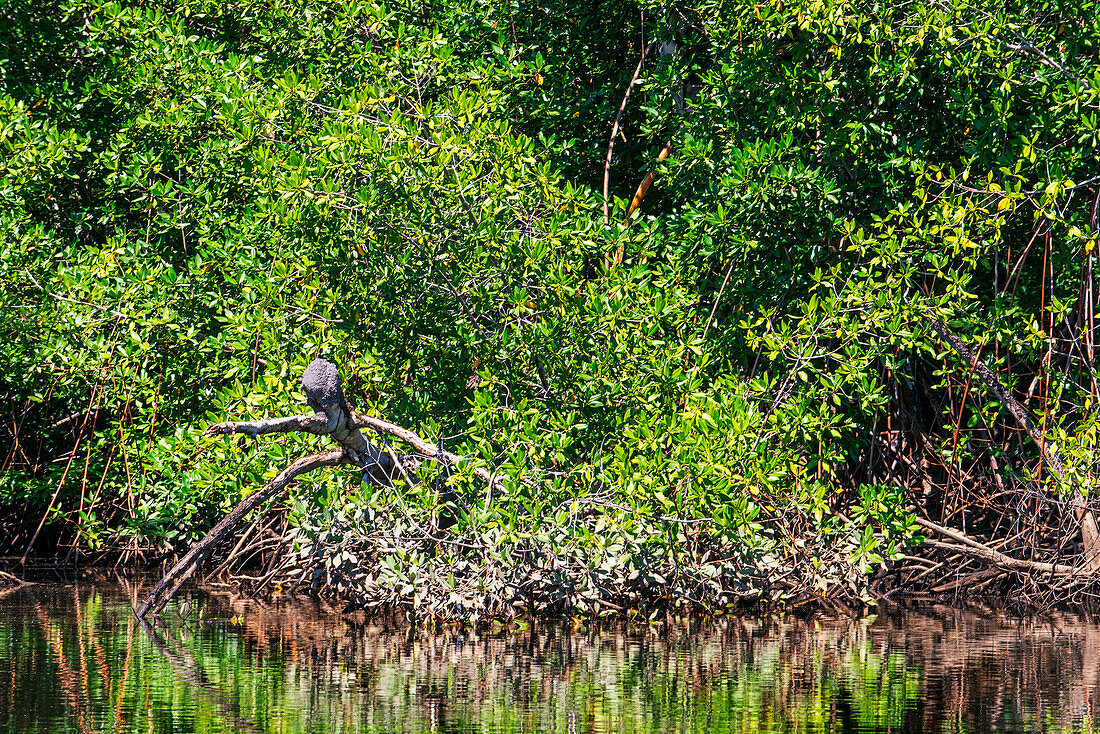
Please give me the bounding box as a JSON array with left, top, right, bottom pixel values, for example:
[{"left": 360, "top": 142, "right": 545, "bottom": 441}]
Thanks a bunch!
[{"left": 926, "top": 316, "right": 1100, "bottom": 574}]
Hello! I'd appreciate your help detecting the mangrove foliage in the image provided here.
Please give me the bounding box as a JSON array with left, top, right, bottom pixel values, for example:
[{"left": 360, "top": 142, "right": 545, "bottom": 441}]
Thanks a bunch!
[{"left": 2, "top": 0, "right": 1100, "bottom": 614}]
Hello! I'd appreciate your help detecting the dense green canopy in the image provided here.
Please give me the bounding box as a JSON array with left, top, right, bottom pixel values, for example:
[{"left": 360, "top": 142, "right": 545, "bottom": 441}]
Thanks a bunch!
[{"left": 2, "top": 0, "right": 1098, "bottom": 612}]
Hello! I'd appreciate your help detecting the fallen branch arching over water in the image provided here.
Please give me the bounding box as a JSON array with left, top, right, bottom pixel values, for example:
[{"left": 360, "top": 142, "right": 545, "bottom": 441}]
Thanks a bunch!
[
  {"left": 137, "top": 449, "right": 348, "bottom": 618},
  {"left": 136, "top": 359, "right": 471, "bottom": 619}
]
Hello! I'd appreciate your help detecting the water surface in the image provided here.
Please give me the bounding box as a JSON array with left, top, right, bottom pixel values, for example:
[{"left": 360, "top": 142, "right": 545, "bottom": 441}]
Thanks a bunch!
[{"left": 1, "top": 578, "right": 1098, "bottom": 733}]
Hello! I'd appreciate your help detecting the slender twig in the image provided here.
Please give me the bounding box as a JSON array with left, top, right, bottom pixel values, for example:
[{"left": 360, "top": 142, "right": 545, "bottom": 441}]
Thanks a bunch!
[
  {"left": 1007, "top": 41, "right": 1091, "bottom": 90},
  {"left": 603, "top": 43, "right": 655, "bottom": 224},
  {"left": 702, "top": 258, "right": 736, "bottom": 340},
  {"left": 22, "top": 384, "right": 102, "bottom": 564},
  {"left": 354, "top": 412, "right": 503, "bottom": 492}
]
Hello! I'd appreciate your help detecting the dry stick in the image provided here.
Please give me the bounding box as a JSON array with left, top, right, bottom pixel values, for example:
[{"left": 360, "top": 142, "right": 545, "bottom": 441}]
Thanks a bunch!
[
  {"left": 81, "top": 445, "right": 115, "bottom": 539},
  {"left": 923, "top": 538, "right": 1078, "bottom": 576},
  {"left": 251, "top": 547, "right": 292, "bottom": 594},
  {"left": 136, "top": 449, "right": 346, "bottom": 618},
  {"left": 1003, "top": 222, "right": 1046, "bottom": 300},
  {"left": 204, "top": 514, "right": 265, "bottom": 581},
  {"left": 907, "top": 559, "right": 949, "bottom": 583},
  {"left": 702, "top": 258, "right": 736, "bottom": 341},
  {"left": 73, "top": 409, "right": 104, "bottom": 542},
  {"left": 3, "top": 405, "right": 22, "bottom": 472},
  {"left": 610, "top": 141, "right": 674, "bottom": 267},
  {"left": 204, "top": 413, "right": 393, "bottom": 484},
  {"left": 0, "top": 569, "right": 29, "bottom": 587},
  {"left": 236, "top": 537, "right": 283, "bottom": 574},
  {"left": 1091, "top": 189, "right": 1100, "bottom": 405},
  {"left": 932, "top": 569, "right": 1006, "bottom": 594},
  {"left": 624, "top": 142, "right": 673, "bottom": 224},
  {"left": 1006, "top": 41, "right": 1091, "bottom": 90},
  {"left": 254, "top": 512, "right": 292, "bottom": 585},
  {"left": 21, "top": 437, "right": 82, "bottom": 564},
  {"left": 603, "top": 42, "right": 655, "bottom": 224},
  {"left": 927, "top": 316, "right": 1100, "bottom": 571},
  {"left": 930, "top": 567, "right": 1002, "bottom": 594}
]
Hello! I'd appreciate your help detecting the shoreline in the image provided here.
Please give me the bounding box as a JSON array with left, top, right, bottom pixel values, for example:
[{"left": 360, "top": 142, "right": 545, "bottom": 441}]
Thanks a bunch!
[{"left": 3, "top": 555, "right": 1093, "bottom": 622}]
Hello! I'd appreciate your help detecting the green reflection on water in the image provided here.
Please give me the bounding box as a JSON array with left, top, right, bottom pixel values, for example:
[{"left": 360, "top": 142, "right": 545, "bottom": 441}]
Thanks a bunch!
[{"left": 0, "top": 580, "right": 1097, "bottom": 733}]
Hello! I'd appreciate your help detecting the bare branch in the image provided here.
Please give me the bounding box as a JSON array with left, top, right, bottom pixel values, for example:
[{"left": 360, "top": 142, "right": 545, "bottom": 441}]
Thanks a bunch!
[
  {"left": 917, "top": 517, "right": 1080, "bottom": 575},
  {"left": 136, "top": 449, "right": 347, "bottom": 618},
  {"left": 603, "top": 43, "right": 654, "bottom": 224},
  {"left": 204, "top": 413, "right": 333, "bottom": 438},
  {"left": 354, "top": 412, "right": 502, "bottom": 491}
]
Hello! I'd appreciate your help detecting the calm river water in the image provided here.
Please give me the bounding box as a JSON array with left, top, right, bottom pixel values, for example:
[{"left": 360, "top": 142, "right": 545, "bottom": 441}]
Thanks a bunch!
[{"left": 1, "top": 578, "right": 1099, "bottom": 733}]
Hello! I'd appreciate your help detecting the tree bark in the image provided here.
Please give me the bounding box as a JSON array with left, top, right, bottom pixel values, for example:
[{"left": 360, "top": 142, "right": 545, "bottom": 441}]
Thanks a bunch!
[{"left": 135, "top": 357, "right": 510, "bottom": 619}]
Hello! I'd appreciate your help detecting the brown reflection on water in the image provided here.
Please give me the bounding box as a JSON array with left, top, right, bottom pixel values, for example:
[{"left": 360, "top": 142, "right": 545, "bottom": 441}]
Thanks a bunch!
[
  {"left": 2, "top": 579, "right": 1100, "bottom": 733},
  {"left": 871, "top": 605, "right": 1100, "bottom": 733}
]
